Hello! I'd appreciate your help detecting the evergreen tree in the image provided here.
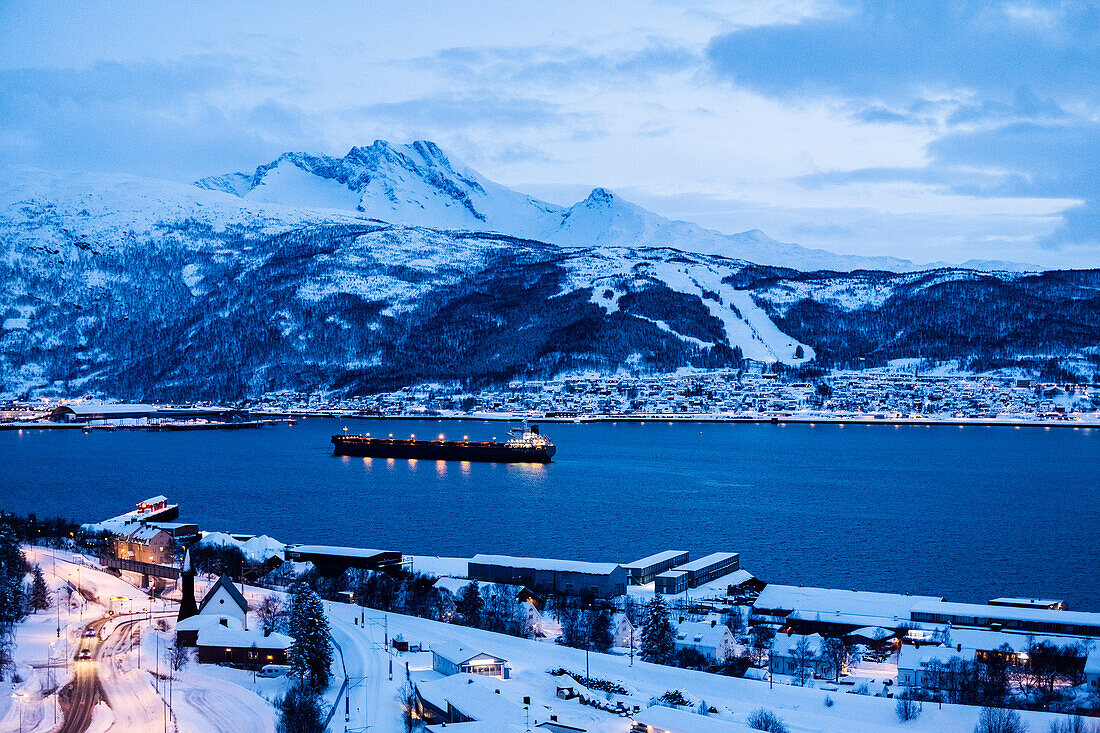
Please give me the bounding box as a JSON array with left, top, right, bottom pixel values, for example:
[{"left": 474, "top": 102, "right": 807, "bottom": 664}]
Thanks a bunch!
[
  {"left": 590, "top": 608, "right": 614, "bottom": 653},
  {"left": 288, "top": 584, "right": 333, "bottom": 691},
  {"left": 29, "top": 565, "right": 49, "bottom": 612},
  {"left": 640, "top": 596, "right": 676, "bottom": 665},
  {"left": 455, "top": 582, "right": 483, "bottom": 627},
  {"left": 0, "top": 523, "right": 27, "bottom": 628},
  {"left": 276, "top": 682, "right": 325, "bottom": 733}
]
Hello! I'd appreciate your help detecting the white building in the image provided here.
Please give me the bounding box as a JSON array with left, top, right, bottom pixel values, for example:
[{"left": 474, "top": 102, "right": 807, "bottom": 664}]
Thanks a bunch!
[
  {"left": 613, "top": 612, "right": 636, "bottom": 649},
  {"left": 769, "top": 633, "right": 841, "bottom": 679},
  {"left": 674, "top": 620, "right": 735, "bottom": 662}
]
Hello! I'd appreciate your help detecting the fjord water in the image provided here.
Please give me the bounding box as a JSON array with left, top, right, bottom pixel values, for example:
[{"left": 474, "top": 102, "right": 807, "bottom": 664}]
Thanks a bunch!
[{"left": 3, "top": 419, "right": 1097, "bottom": 607}]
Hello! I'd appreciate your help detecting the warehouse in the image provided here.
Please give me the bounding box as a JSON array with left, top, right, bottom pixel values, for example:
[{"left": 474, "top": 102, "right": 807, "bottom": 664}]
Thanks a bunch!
[{"left": 468, "top": 554, "right": 627, "bottom": 599}]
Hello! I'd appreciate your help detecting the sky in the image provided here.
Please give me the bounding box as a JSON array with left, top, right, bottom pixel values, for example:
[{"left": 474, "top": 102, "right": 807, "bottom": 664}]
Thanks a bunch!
[{"left": 1, "top": 0, "right": 1097, "bottom": 268}]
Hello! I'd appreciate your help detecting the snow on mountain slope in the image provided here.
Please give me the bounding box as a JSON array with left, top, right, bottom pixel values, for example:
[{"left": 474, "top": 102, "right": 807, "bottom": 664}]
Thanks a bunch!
[
  {"left": 196, "top": 141, "right": 563, "bottom": 234},
  {"left": 196, "top": 140, "right": 985, "bottom": 273}
]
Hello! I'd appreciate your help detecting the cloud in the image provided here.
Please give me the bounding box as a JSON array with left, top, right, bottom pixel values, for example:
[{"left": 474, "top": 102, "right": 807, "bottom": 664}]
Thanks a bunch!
[
  {"left": 418, "top": 39, "right": 699, "bottom": 89},
  {"left": 348, "top": 93, "right": 570, "bottom": 129},
  {"left": 704, "top": 1, "right": 1100, "bottom": 105}
]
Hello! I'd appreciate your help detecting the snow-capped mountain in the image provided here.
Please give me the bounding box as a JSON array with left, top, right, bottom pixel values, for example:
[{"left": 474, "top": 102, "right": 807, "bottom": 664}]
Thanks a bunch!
[
  {"left": 2, "top": 165, "right": 1095, "bottom": 401},
  {"left": 196, "top": 141, "right": 991, "bottom": 273}
]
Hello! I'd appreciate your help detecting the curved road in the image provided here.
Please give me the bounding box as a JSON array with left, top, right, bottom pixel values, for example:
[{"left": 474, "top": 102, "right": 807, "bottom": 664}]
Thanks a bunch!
[{"left": 58, "top": 616, "right": 108, "bottom": 733}]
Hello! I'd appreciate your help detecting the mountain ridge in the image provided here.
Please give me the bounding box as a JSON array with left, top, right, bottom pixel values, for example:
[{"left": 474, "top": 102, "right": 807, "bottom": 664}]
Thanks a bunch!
[{"left": 195, "top": 140, "right": 1035, "bottom": 274}]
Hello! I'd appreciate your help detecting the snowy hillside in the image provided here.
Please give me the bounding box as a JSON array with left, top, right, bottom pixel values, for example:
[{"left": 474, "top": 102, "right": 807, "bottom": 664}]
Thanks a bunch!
[
  {"left": 198, "top": 141, "right": 996, "bottom": 273},
  {"left": 1, "top": 165, "right": 1096, "bottom": 400}
]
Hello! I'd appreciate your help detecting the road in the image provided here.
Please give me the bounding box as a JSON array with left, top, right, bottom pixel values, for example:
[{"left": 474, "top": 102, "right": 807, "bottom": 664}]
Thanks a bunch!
[{"left": 58, "top": 616, "right": 108, "bottom": 733}]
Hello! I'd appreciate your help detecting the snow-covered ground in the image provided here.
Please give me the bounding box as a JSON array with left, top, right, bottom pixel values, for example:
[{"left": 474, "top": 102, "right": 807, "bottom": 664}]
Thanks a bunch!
[{"left": 3, "top": 548, "right": 1087, "bottom": 733}]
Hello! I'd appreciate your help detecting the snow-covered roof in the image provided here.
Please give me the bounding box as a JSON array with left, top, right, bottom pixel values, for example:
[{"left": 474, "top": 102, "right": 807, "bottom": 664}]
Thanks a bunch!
[
  {"left": 622, "top": 550, "right": 689, "bottom": 569},
  {"left": 674, "top": 552, "right": 738, "bottom": 573},
  {"left": 470, "top": 554, "right": 622, "bottom": 576},
  {"left": 754, "top": 584, "right": 941, "bottom": 622},
  {"left": 655, "top": 570, "right": 688, "bottom": 579},
  {"left": 176, "top": 614, "right": 241, "bottom": 633},
  {"left": 632, "top": 705, "right": 757, "bottom": 732},
  {"left": 198, "top": 575, "right": 248, "bottom": 615},
  {"left": 431, "top": 641, "right": 505, "bottom": 667},
  {"left": 675, "top": 621, "right": 731, "bottom": 650},
  {"left": 770, "top": 632, "right": 825, "bottom": 657},
  {"left": 198, "top": 626, "right": 292, "bottom": 650},
  {"left": 62, "top": 403, "right": 159, "bottom": 415},
  {"left": 415, "top": 674, "right": 554, "bottom": 726},
  {"left": 120, "top": 525, "right": 169, "bottom": 543},
  {"left": 845, "top": 626, "right": 894, "bottom": 640},
  {"left": 1086, "top": 647, "right": 1100, "bottom": 675},
  {"left": 897, "top": 644, "right": 970, "bottom": 670},
  {"left": 988, "top": 597, "right": 1064, "bottom": 608},
  {"left": 911, "top": 600, "right": 1100, "bottom": 627},
  {"left": 140, "top": 495, "right": 168, "bottom": 505},
  {"left": 288, "top": 544, "right": 390, "bottom": 559},
  {"left": 433, "top": 577, "right": 474, "bottom": 596}
]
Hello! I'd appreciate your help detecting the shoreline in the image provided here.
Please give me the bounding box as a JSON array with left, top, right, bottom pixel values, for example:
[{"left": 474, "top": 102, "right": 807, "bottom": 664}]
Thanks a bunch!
[{"left": 3, "top": 413, "right": 1096, "bottom": 431}]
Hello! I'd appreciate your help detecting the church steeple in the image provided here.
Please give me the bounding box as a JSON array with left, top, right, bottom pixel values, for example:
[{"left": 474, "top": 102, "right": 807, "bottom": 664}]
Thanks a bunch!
[{"left": 176, "top": 549, "right": 199, "bottom": 622}]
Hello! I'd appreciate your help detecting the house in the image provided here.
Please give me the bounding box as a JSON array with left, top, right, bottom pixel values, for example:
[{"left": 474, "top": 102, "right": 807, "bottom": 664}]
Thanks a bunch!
[
  {"left": 194, "top": 618, "right": 292, "bottom": 668},
  {"left": 1086, "top": 647, "right": 1100, "bottom": 692},
  {"left": 897, "top": 644, "right": 973, "bottom": 689},
  {"left": 415, "top": 674, "right": 557, "bottom": 727},
  {"left": 769, "top": 633, "right": 842, "bottom": 679},
  {"left": 613, "top": 612, "right": 636, "bottom": 649},
  {"left": 674, "top": 620, "right": 735, "bottom": 662},
  {"left": 431, "top": 641, "right": 508, "bottom": 678},
  {"left": 468, "top": 555, "right": 627, "bottom": 599},
  {"left": 114, "top": 525, "right": 175, "bottom": 566}
]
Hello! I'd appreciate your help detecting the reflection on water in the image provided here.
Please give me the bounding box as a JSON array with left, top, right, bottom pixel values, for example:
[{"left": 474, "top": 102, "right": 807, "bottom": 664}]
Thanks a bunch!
[{"left": 435, "top": 460, "right": 447, "bottom": 477}]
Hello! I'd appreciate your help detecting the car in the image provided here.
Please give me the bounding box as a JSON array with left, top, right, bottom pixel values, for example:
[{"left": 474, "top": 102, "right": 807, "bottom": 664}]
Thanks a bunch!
[
  {"left": 257, "top": 664, "right": 291, "bottom": 678},
  {"left": 83, "top": 626, "right": 97, "bottom": 638},
  {"left": 78, "top": 649, "right": 92, "bottom": 660}
]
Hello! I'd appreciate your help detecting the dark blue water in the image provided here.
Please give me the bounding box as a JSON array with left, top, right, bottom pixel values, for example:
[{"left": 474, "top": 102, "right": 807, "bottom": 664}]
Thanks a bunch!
[{"left": 2, "top": 419, "right": 1097, "bottom": 607}]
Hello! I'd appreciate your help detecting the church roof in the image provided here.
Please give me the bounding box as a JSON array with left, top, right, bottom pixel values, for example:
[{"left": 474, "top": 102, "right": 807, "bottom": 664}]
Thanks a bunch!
[{"left": 198, "top": 574, "right": 248, "bottom": 615}]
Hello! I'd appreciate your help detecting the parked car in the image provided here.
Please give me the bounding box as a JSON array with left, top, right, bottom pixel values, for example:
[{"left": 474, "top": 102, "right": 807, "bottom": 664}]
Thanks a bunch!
[{"left": 257, "top": 664, "right": 291, "bottom": 678}]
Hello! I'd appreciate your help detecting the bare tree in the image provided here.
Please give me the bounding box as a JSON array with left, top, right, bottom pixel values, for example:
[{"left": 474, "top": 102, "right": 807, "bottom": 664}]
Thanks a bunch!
[
  {"left": 256, "top": 594, "right": 285, "bottom": 634},
  {"left": 165, "top": 639, "right": 190, "bottom": 675},
  {"left": 820, "top": 636, "right": 849, "bottom": 682},
  {"left": 791, "top": 636, "right": 815, "bottom": 687},
  {"left": 895, "top": 688, "right": 922, "bottom": 722},
  {"left": 397, "top": 682, "right": 420, "bottom": 733}
]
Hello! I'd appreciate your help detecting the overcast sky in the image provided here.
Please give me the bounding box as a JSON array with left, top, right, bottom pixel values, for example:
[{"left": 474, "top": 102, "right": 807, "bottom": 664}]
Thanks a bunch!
[{"left": 1, "top": 1, "right": 1097, "bottom": 267}]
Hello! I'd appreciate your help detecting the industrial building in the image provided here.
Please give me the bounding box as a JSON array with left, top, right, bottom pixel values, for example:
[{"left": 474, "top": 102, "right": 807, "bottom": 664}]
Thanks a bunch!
[
  {"left": 468, "top": 554, "right": 627, "bottom": 599},
  {"left": 623, "top": 550, "right": 689, "bottom": 585},
  {"left": 673, "top": 552, "right": 740, "bottom": 588}
]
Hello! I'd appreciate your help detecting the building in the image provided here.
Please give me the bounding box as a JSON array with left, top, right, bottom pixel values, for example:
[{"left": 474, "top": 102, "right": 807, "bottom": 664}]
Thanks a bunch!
[
  {"left": 671, "top": 552, "right": 739, "bottom": 588},
  {"left": 988, "top": 597, "right": 1066, "bottom": 611},
  {"left": 468, "top": 555, "right": 627, "bottom": 599},
  {"left": 654, "top": 570, "right": 688, "bottom": 595},
  {"left": 674, "top": 619, "right": 735, "bottom": 662},
  {"left": 612, "top": 612, "right": 636, "bottom": 649},
  {"left": 415, "top": 674, "right": 562, "bottom": 728},
  {"left": 431, "top": 641, "right": 508, "bottom": 678},
  {"left": 283, "top": 545, "right": 403, "bottom": 577},
  {"left": 909, "top": 600, "right": 1100, "bottom": 637},
  {"left": 114, "top": 525, "right": 175, "bottom": 566},
  {"left": 1086, "top": 647, "right": 1100, "bottom": 693},
  {"left": 195, "top": 620, "right": 292, "bottom": 668},
  {"left": 897, "top": 644, "right": 970, "bottom": 689},
  {"left": 622, "top": 551, "right": 689, "bottom": 586},
  {"left": 752, "top": 584, "right": 943, "bottom": 636},
  {"left": 769, "top": 633, "right": 842, "bottom": 679}
]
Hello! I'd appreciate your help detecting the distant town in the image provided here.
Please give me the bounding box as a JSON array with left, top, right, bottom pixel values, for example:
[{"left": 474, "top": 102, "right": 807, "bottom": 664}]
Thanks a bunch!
[{"left": 4, "top": 368, "right": 1099, "bottom": 429}]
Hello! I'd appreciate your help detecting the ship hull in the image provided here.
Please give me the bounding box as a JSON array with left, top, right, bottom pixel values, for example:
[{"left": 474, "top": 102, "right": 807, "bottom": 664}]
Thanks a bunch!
[{"left": 331, "top": 436, "right": 555, "bottom": 463}]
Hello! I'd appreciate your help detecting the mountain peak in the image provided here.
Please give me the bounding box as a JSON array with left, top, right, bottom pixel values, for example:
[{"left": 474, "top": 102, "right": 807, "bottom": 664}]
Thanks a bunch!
[{"left": 584, "top": 187, "right": 617, "bottom": 205}]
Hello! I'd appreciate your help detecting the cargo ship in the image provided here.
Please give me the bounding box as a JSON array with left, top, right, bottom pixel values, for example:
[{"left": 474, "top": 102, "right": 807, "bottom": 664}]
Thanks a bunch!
[{"left": 331, "top": 424, "right": 556, "bottom": 463}]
